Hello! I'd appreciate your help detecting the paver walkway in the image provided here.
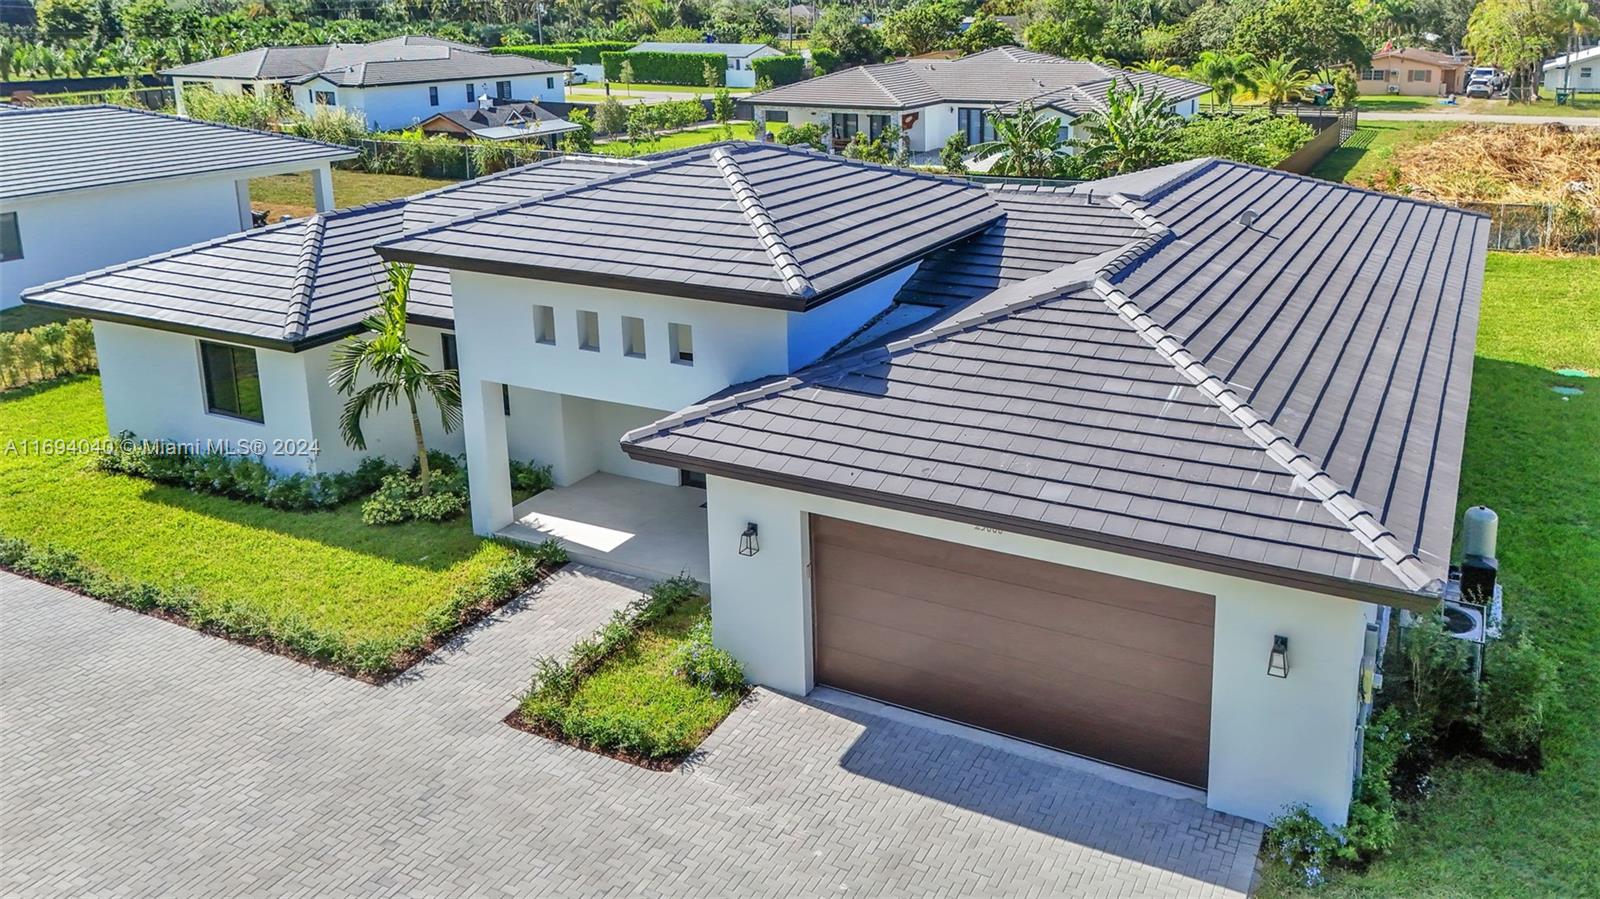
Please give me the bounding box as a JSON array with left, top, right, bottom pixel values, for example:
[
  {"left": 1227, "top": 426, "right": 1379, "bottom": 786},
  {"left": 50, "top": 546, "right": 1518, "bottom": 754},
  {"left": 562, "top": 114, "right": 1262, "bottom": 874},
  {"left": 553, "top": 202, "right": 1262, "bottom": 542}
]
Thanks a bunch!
[{"left": 1, "top": 567, "right": 1261, "bottom": 898}]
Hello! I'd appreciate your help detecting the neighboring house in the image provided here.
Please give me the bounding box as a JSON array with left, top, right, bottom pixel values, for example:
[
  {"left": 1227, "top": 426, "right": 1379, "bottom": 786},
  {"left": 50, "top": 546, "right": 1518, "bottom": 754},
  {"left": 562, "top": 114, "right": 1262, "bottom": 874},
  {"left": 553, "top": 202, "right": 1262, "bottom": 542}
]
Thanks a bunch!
[
  {"left": 627, "top": 41, "right": 785, "bottom": 88},
  {"left": 27, "top": 144, "right": 1488, "bottom": 834},
  {"left": 22, "top": 154, "right": 637, "bottom": 472},
  {"left": 745, "top": 47, "right": 1208, "bottom": 153},
  {"left": 1358, "top": 47, "right": 1469, "bottom": 96},
  {"left": 418, "top": 97, "right": 580, "bottom": 146},
  {"left": 164, "top": 35, "right": 569, "bottom": 131},
  {"left": 1543, "top": 44, "right": 1600, "bottom": 93},
  {"left": 0, "top": 104, "right": 354, "bottom": 309}
]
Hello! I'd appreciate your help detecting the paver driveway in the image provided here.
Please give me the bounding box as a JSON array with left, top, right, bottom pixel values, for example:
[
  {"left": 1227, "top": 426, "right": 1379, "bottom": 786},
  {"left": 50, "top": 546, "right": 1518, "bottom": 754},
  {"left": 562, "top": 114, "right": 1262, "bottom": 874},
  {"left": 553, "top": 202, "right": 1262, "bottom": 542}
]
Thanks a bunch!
[{"left": 1, "top": 567, "right": 1261, "bottom": 898}]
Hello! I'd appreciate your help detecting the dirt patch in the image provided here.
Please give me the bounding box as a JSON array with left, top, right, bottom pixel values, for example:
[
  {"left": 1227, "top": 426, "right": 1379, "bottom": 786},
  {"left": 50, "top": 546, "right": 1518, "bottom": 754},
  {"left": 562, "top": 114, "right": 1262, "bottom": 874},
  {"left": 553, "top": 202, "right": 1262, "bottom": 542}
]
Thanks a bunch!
[{"left": 1367, "top": 123, "right": 1600, "bottom": 208}]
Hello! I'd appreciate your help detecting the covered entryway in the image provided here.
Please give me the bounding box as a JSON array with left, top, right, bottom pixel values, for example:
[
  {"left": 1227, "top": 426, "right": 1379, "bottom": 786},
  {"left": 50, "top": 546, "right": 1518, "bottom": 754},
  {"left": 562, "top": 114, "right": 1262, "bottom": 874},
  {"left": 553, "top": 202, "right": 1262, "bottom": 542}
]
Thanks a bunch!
[{"left": 810, "top": 516, "right": 1215, "bottom": 787}]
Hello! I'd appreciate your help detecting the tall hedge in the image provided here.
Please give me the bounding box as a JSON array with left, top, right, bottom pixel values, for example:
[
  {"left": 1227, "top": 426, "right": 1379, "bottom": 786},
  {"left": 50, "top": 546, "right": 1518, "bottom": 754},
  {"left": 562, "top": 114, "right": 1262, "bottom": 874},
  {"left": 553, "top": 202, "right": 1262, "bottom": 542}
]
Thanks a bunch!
[
  {"left": 601, "top": 50, "right": 727, "bottom": 85},
  {"left": 751, "top": 54, "right": 806, "bottom": 86},
  {"left": 494, "top": 41, "right": 632, "bottom": 66}
]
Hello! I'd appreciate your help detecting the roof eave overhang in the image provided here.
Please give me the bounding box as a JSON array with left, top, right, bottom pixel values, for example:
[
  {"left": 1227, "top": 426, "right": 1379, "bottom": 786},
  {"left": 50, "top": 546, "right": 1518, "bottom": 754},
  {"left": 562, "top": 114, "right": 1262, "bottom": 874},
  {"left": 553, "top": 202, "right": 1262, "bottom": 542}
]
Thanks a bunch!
[
  {"left": 749, "top": 96, "right": 916, "bottom": 110},
  {"left": 623, "top": 442, "right": 1442, "bottom": 612}
]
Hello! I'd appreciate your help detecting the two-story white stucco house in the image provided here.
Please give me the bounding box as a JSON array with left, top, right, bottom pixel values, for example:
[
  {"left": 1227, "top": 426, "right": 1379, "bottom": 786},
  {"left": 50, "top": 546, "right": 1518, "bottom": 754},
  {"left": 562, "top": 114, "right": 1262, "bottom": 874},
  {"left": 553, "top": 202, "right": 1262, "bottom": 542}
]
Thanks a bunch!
[
  {"left": 165, "top": 36, "right": 569, "bottom": 132},
  {"left": 745, "top": 47, "right": 1209, "bottom": 155},
  {"left": 626, "top": 41, "right": 786, "bottom": 88},
  {"left": 26, "top": 145, "right": 1487, "bottom": 833},
  {"left": 0, "top": 104, "right": 354, "bottom": 309}
]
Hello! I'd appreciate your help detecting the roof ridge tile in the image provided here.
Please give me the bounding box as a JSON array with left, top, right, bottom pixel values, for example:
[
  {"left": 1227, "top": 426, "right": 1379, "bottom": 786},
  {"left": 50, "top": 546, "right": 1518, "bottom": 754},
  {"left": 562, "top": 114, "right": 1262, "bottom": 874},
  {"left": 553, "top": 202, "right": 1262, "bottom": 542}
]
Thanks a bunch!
[
  {"left": 1092, "top": 193, "right": 1442, "bottom": 595},
  {"left": 711, "top": 146, "right": 816, "bottom": 299},
  {"left": 283, "top": 212, "right": 328, "bottom": 341}
]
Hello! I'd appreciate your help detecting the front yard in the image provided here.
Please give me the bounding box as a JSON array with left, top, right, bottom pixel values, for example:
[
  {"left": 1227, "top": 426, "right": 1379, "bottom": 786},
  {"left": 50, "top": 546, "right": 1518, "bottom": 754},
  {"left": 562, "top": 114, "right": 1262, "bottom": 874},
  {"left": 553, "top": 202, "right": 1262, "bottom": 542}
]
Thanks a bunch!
[
  {"left": 0, "top": 375, "right": 555, "bottom": 677},
  {"left": 250, "top": 169, "right": 455, "bottom": 220},
  {"left": 1263, "top": 253, "right": 1600, "bottom": 896},
  {"left": 1309, "top": 120, "right": 1460, "bottom": 185}
]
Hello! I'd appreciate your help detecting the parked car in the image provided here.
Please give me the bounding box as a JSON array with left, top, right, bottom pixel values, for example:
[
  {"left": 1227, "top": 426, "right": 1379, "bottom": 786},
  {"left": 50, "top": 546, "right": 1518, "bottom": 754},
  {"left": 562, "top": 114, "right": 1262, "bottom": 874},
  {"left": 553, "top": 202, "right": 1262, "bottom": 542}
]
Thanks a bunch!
[
  {"left": 1301, "top": 83, "right": 1335, "bottom": 105},
  {"left": 1465, "top": 78, "right": 1494, "bottom": 99},
  {"left": 566, "top": 71, "right": 588, "bottom": 85}
]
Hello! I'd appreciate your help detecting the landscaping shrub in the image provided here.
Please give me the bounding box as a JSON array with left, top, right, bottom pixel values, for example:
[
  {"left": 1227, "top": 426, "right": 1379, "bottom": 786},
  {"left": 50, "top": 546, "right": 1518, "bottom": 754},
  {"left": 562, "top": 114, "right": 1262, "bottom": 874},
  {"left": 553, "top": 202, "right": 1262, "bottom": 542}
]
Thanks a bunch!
[
  {"left": 1264, "top": 804, "right": 1341, "bottom": 889},
  {"left": 0, "top": 533, "right": 565, "bottom": 678},
  {"left": 751, "top": 53, "right": 805, "bottom": 86},
  {"left": 809, "top": 47, "right": 840, "bottom": 75},
  {"left": 510, "top": 458, "right": 555, "bottom": 495},
  {"left": 1176, "top": 112, "right": 1315, "bottom": 167},
  {"left": 671, "top": 615, "right": 744, "bottom": 693},
  {"left": 774, "top": 121, "right": 826, "bottom": 150},
  {"left": 97, "top": 433, "right": 398, "bottom": 511},
  {"left": 284, "top": 105, "right": 367, "bottom": 146},
  {"left": 0, "top": 319, "right": 96, "bottom": 390},
  {"left": 182, "top": 84, "right": 291, "bottom": 131},
  {"left": 493, "top": 41, "right": 631, "bottom": 66},
  {"left": 601, "top": 50, "right": 726, "bottom": 85},
  {"left": 1480, "top": 623, "right": 1560, "bottom": 760},
  {"left": 941, "top": 131, "right": 969, "bottom": 174},
  {"left": 1388, "top": 609, "right": 1480, "bottom": 751}
]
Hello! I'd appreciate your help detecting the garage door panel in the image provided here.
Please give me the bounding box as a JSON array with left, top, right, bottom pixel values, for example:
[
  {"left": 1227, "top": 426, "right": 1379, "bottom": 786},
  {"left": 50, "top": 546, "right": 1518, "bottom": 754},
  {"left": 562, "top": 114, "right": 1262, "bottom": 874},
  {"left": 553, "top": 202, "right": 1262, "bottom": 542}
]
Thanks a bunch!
[
  {"left": 814, "top": 517, "right": 1215, "bottom": 626},
  {"left": 811, "top": 515, "right": 1214, "bottom": 788},
  {"left": 813, "top": 575, "right": 1213, "bottom": 705},
  {"left": 816, "top": 615, "right": 1213, "bottom": 738},
  {"left": 815, "top": 543, "right": 1214, "bottom": 667},
  {"left": 819, "top": 646, "right": 1212, "bottom": 788}
]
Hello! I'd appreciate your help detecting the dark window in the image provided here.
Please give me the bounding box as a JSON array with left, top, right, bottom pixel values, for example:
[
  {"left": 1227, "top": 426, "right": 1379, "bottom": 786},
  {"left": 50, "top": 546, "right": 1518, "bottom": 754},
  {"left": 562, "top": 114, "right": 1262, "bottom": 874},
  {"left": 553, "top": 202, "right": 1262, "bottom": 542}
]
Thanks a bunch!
[
  {"left": 199, "top": 341, "right": 264, "bottom": 422},
  {"left": 765, "top": 109, "right": 789, "bottom": 123},
  {"left": 440, "top": 333, "right": 458, "bottom": 370},
  {"left": 957, "top": 107, "right": 995, "bottom": 144},
  {"left": 429, "top": 85, "right": 439, "bottom": 106},
  {"left": 830, "top": 112, "right": 858, "bottom": 140},
  {"left": 546, "top": 76, "right": 555, "bottom": 89},
  {"left": 241, "top": 83, "right": 255, "bottom": 95},
  {"left": 467, "top": 83, "right": 476, "bottom": 103},
  {"left": 680, "top": 469, "right": 707, "bottom": 488},
  {"left": 868, "top": 114, "right": 890, "bottom": 140},
  {"left": 502, "top": 383, "right": 511, "bottom": 416},
  {"left": 0, "top": 212, "right": 21, "bottom": 262},
  {"left": 496, "top": 80, "right": 512, "bottom": 99},
  {"left": 312, "top": 90, "right": 335, "bottom": 106}
]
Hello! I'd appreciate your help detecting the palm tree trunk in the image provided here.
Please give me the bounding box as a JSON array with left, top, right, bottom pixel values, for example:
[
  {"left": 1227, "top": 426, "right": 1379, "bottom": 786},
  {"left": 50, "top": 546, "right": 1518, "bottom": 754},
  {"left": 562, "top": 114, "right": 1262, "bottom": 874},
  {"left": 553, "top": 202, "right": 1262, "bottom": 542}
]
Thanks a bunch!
[{"left": 409, "top": 394, "right": 430, "bottom": 491}]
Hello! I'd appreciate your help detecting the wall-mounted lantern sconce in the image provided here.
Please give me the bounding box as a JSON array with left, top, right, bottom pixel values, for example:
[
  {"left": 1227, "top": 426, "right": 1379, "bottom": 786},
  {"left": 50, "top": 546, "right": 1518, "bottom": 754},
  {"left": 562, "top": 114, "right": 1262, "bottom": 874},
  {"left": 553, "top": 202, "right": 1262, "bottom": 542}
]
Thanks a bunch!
[
  {"left": 1268, "top": 635, "right": 1290, "bottom": 678},
  {"left": 738, "top": 523, "right": 760, "bottom": 557}
]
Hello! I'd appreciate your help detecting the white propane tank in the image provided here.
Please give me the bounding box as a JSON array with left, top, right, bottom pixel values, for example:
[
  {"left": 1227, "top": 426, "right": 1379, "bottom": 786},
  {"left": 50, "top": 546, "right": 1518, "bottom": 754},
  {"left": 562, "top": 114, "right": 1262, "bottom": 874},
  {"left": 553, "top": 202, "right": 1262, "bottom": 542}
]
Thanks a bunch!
[{"left": 1462, "top": 506, "right": 1499, "bottom": 560}]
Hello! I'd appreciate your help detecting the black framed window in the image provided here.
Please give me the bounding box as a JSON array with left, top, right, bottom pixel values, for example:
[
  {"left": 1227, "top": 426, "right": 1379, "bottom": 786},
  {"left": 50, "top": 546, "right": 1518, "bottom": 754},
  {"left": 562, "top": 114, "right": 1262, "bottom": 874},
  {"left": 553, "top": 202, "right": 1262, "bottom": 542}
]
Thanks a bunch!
[
  {"left": 0, "top": 212, "right": 21, "bottom": 262},
  {"left": 312, "top": 90, "right": 335, "bottom": 106},
  {"left": 868, "top": 114, "right": 890, "bottom": 140},
  {"left": 429, "top": 85, "right": 439, "bottom": 106},
  {"left": 957, "top": 107, "right": 995, "bottom": 144},
  {"left": 199, "top": 341, "right": 264, "bottom": 422},
  {"left": 766, "top": 109, "right": 788, "bottom": 123},
  {"left": 830, "top": 112, "right": 858, "bottom": 140},
  {"left": 546, "top": 77, "right": 555, "bottom": 89},
  {"left": 496, "top": 80, "right": 512, "bottom": 99},
  {"left": 440, "top": 333, "right": 459, "bottom": 371},
  {"left": 467, "top": 83, "right": 476, "bottom": 103}
]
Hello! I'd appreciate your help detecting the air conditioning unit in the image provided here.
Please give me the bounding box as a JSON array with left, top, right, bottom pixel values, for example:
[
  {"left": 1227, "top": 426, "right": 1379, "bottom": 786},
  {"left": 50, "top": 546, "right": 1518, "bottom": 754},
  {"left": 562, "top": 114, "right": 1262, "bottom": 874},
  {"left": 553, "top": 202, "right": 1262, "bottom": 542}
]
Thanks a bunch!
[{"left": 1400, "top": 506, "right": 1505, "bottom": 678}]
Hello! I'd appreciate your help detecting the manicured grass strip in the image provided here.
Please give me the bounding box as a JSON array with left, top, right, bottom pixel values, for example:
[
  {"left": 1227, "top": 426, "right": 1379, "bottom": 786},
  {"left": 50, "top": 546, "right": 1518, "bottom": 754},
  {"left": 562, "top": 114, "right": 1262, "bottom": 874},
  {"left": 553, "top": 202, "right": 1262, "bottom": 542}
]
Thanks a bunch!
[
  {"left": 595, "top": 122, "right": 758, "bottom": 157},
  {"left": 1260, "top": 253, "right": 1600, "bottom": 896},
  {"left": 249, "top": 169, "right": 456, "bottom": 219},
  {"left": 0, "top": 375, "right": 561, "bottom": 676},
  {"left": 1309, "top": 119, "right": 1459, "bottom": 186}
]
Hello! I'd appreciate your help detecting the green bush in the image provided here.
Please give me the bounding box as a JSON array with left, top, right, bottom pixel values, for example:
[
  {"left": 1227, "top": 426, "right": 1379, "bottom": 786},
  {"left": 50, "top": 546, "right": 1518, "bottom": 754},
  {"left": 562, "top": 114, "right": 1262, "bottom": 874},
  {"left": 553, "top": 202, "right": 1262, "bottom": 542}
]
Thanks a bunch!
[
  {"left": 494, "top": 41, "right": 632, "bottom": 66},
  {"left": 1480, "top": 624, "right": 1560, "bottom": 759},
  {"left": 1342, "top": 707, "right": 1405, "bottom": 860},
  {"left": 0, "top": 319, "right": 96, "bottom": 390},
  {"left": 940, "top": 131, "right": 969, "bottom": 174},
  {"left": 1176, "top": 113, "right": 1316, "bottom": 167},
  {"left": 1388, "top": 609, "right": 1480, "bottom": 750},
  {"left": 98, "top": 433, "right": 398, "bottom": 511},
  {"left": 671, "top": 615, "right": 745, "bottom": 693},
  {"left": 510, "top": 459, "right": 555, "bottom": 495},
  {"left": 182, "top": 84, "right": 291, "bottom": 131},
  {"left": 774, "top": 121, "right": 826, "bottom": 150},
  {"left": 1264, "top": 804, "right": 1340, "bottom": 889},
  {"left": 751, "top": 53, "right": 806, "bottom": 86},
  {"left": 0, "top": 533, "right": 563, "bottom": 678},
  {"left": 602, "top": 50, "right": 727, "bottom": 85},
  {"left": 809, "top": 47, "right": 840, "bottom": 74},
  {"left": 284, "top": 106, "right": 367, "bottom": 145}
]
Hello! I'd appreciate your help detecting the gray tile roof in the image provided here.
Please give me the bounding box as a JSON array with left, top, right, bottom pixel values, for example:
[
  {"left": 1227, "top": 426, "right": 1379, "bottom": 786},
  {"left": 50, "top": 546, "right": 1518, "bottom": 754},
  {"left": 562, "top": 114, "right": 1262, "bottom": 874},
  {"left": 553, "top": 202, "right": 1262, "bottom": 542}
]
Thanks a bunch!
[
  {"left": 623, "top": 159, "right": 1488, "bottom": 602},
  {"left": 162, "top": 38, "right": 561, "bottom": 85},
  {"left": 0, "top": 105, "right": 357, "bottom": 201},
  {"left": 629, "top": 42, "right": 776, "bottom": 58},
  {"left": 746, "top": 47, "right": 1208, "bottom": 112},
  {"left": 21, "top": 155, "right": 638, "bottom": 346},
  {"left": 376, "top": 143, "right": 1003, "bottom": 310}
]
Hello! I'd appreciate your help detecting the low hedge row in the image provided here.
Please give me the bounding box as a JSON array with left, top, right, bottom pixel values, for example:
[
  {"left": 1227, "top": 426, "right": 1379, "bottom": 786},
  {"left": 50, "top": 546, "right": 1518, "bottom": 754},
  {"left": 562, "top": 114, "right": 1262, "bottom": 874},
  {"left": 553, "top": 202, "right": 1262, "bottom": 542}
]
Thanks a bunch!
[
  {"left": 493, "top": 41, "right": 632, "bottom": 65},
  {"left": 750, "top": 54, "right": 805, "bottom": 86},
  {"left": 0, "top": 319, "right": 96, "bottom": 392},
  {"left": 98, "top": 433, "right": 397, "bottom": 511},
  {"left": 0, "top": 534, "right": 568, "bottom": 679},
  {"left": 602, "top": 50, "right": 726, "bottom": 85}
]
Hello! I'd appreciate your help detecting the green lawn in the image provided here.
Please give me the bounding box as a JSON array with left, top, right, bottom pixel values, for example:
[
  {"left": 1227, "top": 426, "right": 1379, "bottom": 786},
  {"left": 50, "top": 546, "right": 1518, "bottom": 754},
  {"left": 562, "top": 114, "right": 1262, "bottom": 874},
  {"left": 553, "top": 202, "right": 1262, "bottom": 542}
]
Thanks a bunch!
[
  {"left": 250, "top": 169, "right": 455, "bottom": 219},
  {"left": 1355, "top": 89, "right": 1600, "bottom": 117},
  {"left": 518, "top": 595, "right": 743, "bottom": 762},
  {"left": 570, "top": 82, "right": 750, "bottom": 96},
  {"left": 596, "top": 122, "right": 759, "bottom": 157},
  {"left": 1263, "top": 254, "right": 1600, "bottom": 897},
  {"left": 0, "top": 375, "right": 531, "bottom": 662},
  {"left": 1309, "top": 119, "right": 1460, "bottom": 186}
]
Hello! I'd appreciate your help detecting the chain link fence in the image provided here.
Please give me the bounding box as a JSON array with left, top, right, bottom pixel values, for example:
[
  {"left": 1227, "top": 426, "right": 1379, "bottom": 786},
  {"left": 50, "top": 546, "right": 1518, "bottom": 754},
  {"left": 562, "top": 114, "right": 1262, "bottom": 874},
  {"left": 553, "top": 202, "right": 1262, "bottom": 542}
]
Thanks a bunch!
[{"left": 1453, "top": 201, "right": 1600, "bottom": 253}]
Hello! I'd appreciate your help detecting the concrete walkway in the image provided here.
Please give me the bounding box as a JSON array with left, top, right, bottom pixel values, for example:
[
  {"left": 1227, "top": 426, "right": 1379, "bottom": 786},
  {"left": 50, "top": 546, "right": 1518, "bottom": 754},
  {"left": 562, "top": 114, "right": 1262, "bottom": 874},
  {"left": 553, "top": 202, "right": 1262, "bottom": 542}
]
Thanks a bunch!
[
  {"left": 1, "top": 569, "right": 1260, "bottom": 898},
  {"left": 499, "top": 472, "right": 710, "bottom": 582}
]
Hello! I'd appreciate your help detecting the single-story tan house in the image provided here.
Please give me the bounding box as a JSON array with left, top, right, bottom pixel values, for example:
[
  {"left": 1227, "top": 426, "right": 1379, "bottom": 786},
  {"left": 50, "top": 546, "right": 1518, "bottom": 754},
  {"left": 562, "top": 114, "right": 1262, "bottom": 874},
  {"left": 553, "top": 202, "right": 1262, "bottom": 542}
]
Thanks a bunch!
[{"left": 1359, "top": 48, "right": 1469, "bottom": 96}]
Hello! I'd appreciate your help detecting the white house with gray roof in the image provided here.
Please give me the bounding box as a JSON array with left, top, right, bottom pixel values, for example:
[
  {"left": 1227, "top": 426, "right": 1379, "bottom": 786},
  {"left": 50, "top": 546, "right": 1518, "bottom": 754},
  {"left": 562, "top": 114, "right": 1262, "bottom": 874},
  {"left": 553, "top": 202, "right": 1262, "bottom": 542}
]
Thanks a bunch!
[
  {"left": 627, "top": 41, "right": 784, "bottom": 88},
  {"left": 165, "top": 36, "right": 569, "bottom": 131},
  {"left": 746, "top": 47, "right": 1208, "bottom": 154},
  {"left": 25, "top": 144, "right": 1488, "bottom": 833},
  {"left": 0, "top": 104, "right": 355, "bottom": 309}
]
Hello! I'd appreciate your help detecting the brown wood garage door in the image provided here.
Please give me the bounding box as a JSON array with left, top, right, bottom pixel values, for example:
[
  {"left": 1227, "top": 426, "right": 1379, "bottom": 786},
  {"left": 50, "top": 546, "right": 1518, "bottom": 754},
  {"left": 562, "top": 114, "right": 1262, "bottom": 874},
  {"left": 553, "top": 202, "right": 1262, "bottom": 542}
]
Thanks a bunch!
[{"left": 811, "top": 516, "right": 1215, "bottom": 787}]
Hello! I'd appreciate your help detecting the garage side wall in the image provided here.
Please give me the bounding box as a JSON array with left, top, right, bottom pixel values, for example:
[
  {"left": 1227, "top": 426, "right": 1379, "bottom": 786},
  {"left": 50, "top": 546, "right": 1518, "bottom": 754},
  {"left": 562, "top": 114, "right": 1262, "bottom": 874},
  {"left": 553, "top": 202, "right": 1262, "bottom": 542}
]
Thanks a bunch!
[{"left": 705, "top": 474, "right": 1367, "bottom": 827}]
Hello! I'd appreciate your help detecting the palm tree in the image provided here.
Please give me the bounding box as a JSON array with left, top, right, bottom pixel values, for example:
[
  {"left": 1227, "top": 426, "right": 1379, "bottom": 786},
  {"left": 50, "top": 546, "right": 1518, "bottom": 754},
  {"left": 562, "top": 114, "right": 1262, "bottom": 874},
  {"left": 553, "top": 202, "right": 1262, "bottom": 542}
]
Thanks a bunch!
[
  {"left": 968, "top": 103, "right": 1072, "bottom": 178},
  {"left": 329, "top": 263, "right": 462, "bottom": 490},
  {"left": 1554, "top": 0, "right": 1600, "bottom": 99},
  {"left": 1071, "top": 82, "right": 1180, "bottom": 176},
  {"left": 1130, "top": 59, "right": 1187, "bottom": 76},
  {"left": 1191, "top": 50, "right": 1257, "bottom": 111},
  {"left": 1251, "top": 54, "right": 1313, "bottom": 114}
]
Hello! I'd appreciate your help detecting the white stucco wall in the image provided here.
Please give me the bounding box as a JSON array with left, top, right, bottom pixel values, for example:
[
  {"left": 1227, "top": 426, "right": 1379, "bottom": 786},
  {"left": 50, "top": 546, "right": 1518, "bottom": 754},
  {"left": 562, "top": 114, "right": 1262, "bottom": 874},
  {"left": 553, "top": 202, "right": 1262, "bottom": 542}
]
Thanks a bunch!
[
  {"left": 91, "top": 321, "right": 466, "bottom": 474},
  {"left": 3, "top": 177, "right": 245, "bottom": 309},
  {"left": 291, "top": 75, "right": 567, "bottom": 131},
  {"left": 1544, "top": 59, "right": 1600, "bottom": 91},
  {"left": 702, "top": 474, "right": 1371, "bottom": 827}
]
